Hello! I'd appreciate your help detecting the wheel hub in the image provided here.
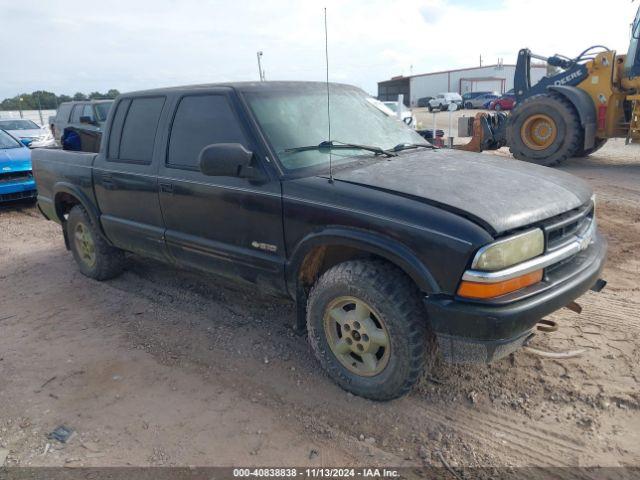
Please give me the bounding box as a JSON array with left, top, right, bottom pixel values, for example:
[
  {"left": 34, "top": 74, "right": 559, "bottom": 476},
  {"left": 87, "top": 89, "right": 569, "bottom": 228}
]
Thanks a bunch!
[
  {"left": 74, "top": 222, "right": 96, "bottom": 268},
  {"left": 323, "top": 296, "right": 391, "bottom": 377},
  {"left": 520, "top": 113, "right": 558, "bottom": 151}
]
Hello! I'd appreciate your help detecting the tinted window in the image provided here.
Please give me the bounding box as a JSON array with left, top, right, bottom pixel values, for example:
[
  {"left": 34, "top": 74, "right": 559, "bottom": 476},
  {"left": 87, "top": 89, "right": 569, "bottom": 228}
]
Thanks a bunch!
[
  {"left": 118, "top": 97, "right": 165, "bottom": 164},
  {"left": 82, "top": 104, "right": 95, "bottom": 121},
  {"left": 57, "top": 104, "right": 73, "bottom": 122},
  {"left": 167, "top": 94, "right": 248, "bottom": 169},
  {"left": 107, "top": 99, "right": 131, "bottom": 160},
  {"left": 70, "top": 105, "right": 83, "bottom": 123}
]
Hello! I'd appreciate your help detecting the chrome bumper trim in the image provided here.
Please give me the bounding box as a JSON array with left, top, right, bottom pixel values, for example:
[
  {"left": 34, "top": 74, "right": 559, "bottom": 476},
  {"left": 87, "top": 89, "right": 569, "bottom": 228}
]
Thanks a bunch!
[{"left": 462, "top": 219, "right": 596, "bottom": 284}]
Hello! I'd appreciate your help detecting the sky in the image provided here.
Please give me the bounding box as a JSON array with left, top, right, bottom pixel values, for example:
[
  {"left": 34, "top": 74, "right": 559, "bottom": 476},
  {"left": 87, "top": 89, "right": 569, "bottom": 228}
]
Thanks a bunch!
[{"left": 1, "top": 0, "right": 637, "bottom": 99}]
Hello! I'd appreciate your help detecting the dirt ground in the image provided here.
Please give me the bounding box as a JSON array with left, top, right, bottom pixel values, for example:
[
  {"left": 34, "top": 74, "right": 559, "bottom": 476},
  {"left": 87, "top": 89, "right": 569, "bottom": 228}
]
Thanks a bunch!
[{"left": 0, "top": 128, "right": 638, "bottom": 472}]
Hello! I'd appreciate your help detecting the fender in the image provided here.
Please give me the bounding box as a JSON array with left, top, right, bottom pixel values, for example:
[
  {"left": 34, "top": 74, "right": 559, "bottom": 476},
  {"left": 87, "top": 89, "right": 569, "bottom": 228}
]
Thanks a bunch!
[
  {"left": 285, "top": 227, "right": 441, "bottom": 297},
  {"left": 547, "top": 85, "right": 597, "bottom": 150},
  {"left": 53, "top": 182, "right": 112, "bottom": 247}
]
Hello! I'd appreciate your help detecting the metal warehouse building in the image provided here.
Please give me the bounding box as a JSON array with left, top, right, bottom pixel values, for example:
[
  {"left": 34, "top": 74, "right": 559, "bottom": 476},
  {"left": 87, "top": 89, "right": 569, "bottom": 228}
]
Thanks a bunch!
[{"left": 378, "top": 64, "right": 547, "bottom": 106}]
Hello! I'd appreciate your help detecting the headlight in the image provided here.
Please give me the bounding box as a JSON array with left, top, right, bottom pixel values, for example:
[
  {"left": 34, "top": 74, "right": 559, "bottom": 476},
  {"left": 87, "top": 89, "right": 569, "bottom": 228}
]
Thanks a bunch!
[{"left": 471, "top": 228, "right": 544, "bottom": 271}]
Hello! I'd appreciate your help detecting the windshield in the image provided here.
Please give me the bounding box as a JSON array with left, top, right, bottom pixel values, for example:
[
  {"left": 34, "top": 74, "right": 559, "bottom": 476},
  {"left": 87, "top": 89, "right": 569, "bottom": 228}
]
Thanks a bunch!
[
  {"left": 0, "top": 119, "right": 40, "bottom": 130},
  {"left": 244, "top": 85, "right": 424, "bottom": 172},
  {"left": 94, "top": 101, "right": 113, "bottom": 122},
  {"left": 0, "top": 130, "right": 21, "bottom": 149}
]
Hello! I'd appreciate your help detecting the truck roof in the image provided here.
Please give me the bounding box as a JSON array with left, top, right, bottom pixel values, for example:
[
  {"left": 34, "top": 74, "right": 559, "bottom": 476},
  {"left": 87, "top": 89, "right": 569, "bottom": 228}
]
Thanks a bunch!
[
  {"left": 120, "top": 81, "right": 361, "bottom": 97},
  {"left": 58, "top": 99, "right": 114, "bottom": 106}
]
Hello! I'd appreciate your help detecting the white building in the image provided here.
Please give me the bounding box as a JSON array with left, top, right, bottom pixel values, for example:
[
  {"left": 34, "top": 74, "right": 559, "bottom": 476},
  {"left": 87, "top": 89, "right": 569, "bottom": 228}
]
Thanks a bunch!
[{"left": 378, "top": 64, "right": 547, "bottom": 106}]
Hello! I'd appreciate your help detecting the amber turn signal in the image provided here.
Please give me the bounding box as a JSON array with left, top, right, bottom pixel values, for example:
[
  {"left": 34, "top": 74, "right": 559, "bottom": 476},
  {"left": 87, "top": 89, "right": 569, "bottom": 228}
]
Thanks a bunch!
[{"left": 457, "top": 270, "right": 543, "bottom": 299}]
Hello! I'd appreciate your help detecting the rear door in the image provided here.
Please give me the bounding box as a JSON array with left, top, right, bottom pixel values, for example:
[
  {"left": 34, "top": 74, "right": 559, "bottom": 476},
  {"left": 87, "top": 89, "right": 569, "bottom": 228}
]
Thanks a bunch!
[
  {"left": 93, "top": 95, "right": 169, "bottom": 261},
  {"left": 157, "top": 88, "right": 286, "bottom": 294}
]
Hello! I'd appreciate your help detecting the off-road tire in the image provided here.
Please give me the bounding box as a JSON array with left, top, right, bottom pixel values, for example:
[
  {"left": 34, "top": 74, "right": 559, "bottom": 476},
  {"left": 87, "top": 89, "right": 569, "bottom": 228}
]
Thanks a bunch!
[
  {"left": 67, "top": 205, "right": 125, "bottom": 280},
  {"left": 306, "top": 260, "right": 436, "bottom": 401},
  {"left": 507, "top": 92, "right": 582, "bottom": 166},
  {"left": 574, "top": 138, "right": 608, "bottom": 158}
]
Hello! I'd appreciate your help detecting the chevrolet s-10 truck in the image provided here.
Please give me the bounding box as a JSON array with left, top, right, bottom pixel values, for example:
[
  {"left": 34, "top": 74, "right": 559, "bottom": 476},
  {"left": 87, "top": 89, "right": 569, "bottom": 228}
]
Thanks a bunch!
[{"left": 32, "top": 82, "right": 606, "bottom": 400}]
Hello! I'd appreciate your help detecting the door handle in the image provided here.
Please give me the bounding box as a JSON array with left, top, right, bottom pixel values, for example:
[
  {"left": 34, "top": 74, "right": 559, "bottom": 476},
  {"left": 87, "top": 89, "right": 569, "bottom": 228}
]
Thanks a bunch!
[
  {"left": 159, "top": 182, "right": 174, "bottom": 194},
  {"left": 101, "top": 174, "right": 116, "bottom": 190}
]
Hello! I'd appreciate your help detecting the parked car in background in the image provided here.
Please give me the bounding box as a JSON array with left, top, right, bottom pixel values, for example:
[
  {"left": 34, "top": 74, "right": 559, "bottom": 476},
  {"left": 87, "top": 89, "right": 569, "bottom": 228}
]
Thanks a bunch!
[
  {"left": 382, "top": 101, "right": 417, "bottom": 127},
  {"left": 428, "top": 93, "right": 463, "bottom": 112},
  {"left": 489, "top": 94, "right": 516, "bottom": 111},
  {"left": 0, "top": 119, "right": 55, "bottom": 148},
  {"left": 416, "top": 96, "right": 434, "bottom": 108},
  {"left": 49, "top": 100, "right": 114, "bottom": 142},
  {"left": 461, "top": 91, "right": 495, "bottom": 109},
  {"left": 0, "top": 129, "right": 36, "bottom": 202},
  {"left": 464, "top": 92, "right": 499, "bottom": 109}
]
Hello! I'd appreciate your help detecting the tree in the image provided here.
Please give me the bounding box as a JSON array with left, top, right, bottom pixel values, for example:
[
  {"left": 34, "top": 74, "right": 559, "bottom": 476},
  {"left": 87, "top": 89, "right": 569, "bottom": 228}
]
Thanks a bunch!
[{"left": 0, "top": 89, "right": 120, "bottom": 110}]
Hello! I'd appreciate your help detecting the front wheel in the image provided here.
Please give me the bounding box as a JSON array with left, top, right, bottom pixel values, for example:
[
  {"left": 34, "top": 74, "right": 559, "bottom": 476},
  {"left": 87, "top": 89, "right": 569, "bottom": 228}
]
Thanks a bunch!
[
  {"left": 307, "top": 260, "right": 436, "bottom": 401},
  {"left": 67, "top": 205, "right": 125, "bottom": 280},
  {"left": 494, "top": 103, "right": 502, "bottom": 111},
  {"left": 428, "top": 105, "right": 433, "bottom": 112},
  {"left": 465, "top": 102, "right": 473, "bottom": 109}
]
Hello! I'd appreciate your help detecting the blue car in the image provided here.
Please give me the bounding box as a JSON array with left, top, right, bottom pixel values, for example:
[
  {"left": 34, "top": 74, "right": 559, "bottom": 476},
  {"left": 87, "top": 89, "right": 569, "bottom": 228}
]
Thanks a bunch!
[{"left": 0, "top": 129, "right": 36, "bottom": 202}]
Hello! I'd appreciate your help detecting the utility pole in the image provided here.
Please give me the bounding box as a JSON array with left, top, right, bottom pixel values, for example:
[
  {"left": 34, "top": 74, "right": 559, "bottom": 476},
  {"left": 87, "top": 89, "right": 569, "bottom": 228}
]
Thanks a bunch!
[
  {"left": 479, "top": 54, "right": 482, "bottom": 67},
  {"left": 256, "top": 51, "right": 265, "bottom": 81},
  {"left": 36, "top": 92, "right": 44, "bottom": 125},
  {"left": 18, "top": 97, "right": 24, "bottom": 118}
]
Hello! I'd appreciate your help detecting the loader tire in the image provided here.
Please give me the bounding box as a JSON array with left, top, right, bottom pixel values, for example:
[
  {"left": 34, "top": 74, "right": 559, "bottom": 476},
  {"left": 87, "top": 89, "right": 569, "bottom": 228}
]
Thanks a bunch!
[
  {"left": 507, "top": 93, "right": 582, "bottom": 167},
  {"left": 574, "top": 138, "right": 608, "bottom": 158}
]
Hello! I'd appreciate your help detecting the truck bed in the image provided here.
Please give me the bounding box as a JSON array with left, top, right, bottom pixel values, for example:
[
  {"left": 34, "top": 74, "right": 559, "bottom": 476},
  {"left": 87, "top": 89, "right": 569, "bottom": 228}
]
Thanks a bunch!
[{"left": 31, "top": 149, "right": 99, "bottom": 224}]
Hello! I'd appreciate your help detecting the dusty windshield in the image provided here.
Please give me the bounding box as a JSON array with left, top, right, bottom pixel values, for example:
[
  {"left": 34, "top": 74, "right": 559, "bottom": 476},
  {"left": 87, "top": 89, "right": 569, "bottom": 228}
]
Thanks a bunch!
[{"left": 244, "top": 84, "right": 425, "bottom": 172}]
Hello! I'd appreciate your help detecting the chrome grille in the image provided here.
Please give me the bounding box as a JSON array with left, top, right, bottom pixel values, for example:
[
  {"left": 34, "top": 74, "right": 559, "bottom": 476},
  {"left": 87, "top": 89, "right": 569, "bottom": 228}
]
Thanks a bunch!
[{"left": 543, "top": 202, "right": 594, "bottom": 253}]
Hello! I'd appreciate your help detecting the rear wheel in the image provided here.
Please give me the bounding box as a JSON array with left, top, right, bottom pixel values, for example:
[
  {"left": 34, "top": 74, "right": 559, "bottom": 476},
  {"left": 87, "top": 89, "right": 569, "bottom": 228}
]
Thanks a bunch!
[
  {"left": 67, "top": 205, "right": 125, "bottom": 280},
  {"left": 428, "top": 105, "right": 433, "bottom": 112},
  {"left": 507, "top": 93, "right": 582, "bottom": 166},
  {"left": 465, "top": 102, "right": 473, "bottom": 109},
  {"left": 306, "top": 260, "right": 436, "bottom": 401}
]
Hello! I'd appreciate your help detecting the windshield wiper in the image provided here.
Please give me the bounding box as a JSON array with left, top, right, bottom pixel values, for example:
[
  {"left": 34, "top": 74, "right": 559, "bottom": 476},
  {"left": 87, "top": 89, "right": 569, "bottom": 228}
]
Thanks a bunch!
[
  {"left": 391, "top": 142, "right": 439, "bottom": 152},
  {"left": 284, "top": 140, "right": 397, "bottom": 158}
]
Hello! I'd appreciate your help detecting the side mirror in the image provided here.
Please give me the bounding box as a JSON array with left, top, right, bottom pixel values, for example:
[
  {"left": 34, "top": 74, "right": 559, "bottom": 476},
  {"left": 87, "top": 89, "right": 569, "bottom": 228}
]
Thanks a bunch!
[
  {"left": 199, "top": 143, "right": 262, "bottom": 179},
  {"left": 79, "top": 116, "right": 94, "bottom": 124},
  {"left": 20, "top": 138, "right": 32, "bottom": 147}
]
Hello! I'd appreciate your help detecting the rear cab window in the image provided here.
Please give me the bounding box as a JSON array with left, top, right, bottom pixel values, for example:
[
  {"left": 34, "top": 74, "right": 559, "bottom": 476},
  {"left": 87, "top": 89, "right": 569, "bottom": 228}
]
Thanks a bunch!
[{"left": 107, "top": 96, "right": 166, "bottom": 164}]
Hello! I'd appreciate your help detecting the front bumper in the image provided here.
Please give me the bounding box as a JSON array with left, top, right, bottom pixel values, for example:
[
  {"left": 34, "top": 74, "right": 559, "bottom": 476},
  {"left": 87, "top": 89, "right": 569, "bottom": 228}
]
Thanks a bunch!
[
  {"left": 425, "top": 232, "right": 607, "bottom": 363},
  {"left": 0, "top": 177, "right": 37, "bottom": 202}
]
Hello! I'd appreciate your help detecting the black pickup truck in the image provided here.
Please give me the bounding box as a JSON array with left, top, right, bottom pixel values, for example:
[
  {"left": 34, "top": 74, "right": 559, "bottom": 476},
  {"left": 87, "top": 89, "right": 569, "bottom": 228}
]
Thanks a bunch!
[{"left": 32, "top": 82, "right": 606, "bottom": 400}]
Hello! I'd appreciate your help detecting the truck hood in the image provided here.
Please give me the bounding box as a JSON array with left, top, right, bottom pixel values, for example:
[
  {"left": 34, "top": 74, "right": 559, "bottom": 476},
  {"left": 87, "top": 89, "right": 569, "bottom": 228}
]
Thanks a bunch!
[
  {"left": 0, "top": 147, "right": 32, "bottom": 173},
  {"left": 331, "top": 149, "right": 592, "bottom": 234}
]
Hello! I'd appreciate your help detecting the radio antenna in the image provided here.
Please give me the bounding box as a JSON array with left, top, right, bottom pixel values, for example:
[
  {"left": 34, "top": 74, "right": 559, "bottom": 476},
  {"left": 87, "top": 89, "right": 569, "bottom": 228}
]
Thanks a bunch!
[{"left": 324, "top": 7, "right": 334, "bottom": 183}]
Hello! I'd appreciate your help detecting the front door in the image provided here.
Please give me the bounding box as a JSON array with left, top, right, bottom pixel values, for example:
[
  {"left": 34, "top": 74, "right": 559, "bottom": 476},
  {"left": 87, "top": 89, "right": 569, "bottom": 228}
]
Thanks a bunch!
[{"left": 157, "top": 89, "right": 286, "bottom": 294}]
